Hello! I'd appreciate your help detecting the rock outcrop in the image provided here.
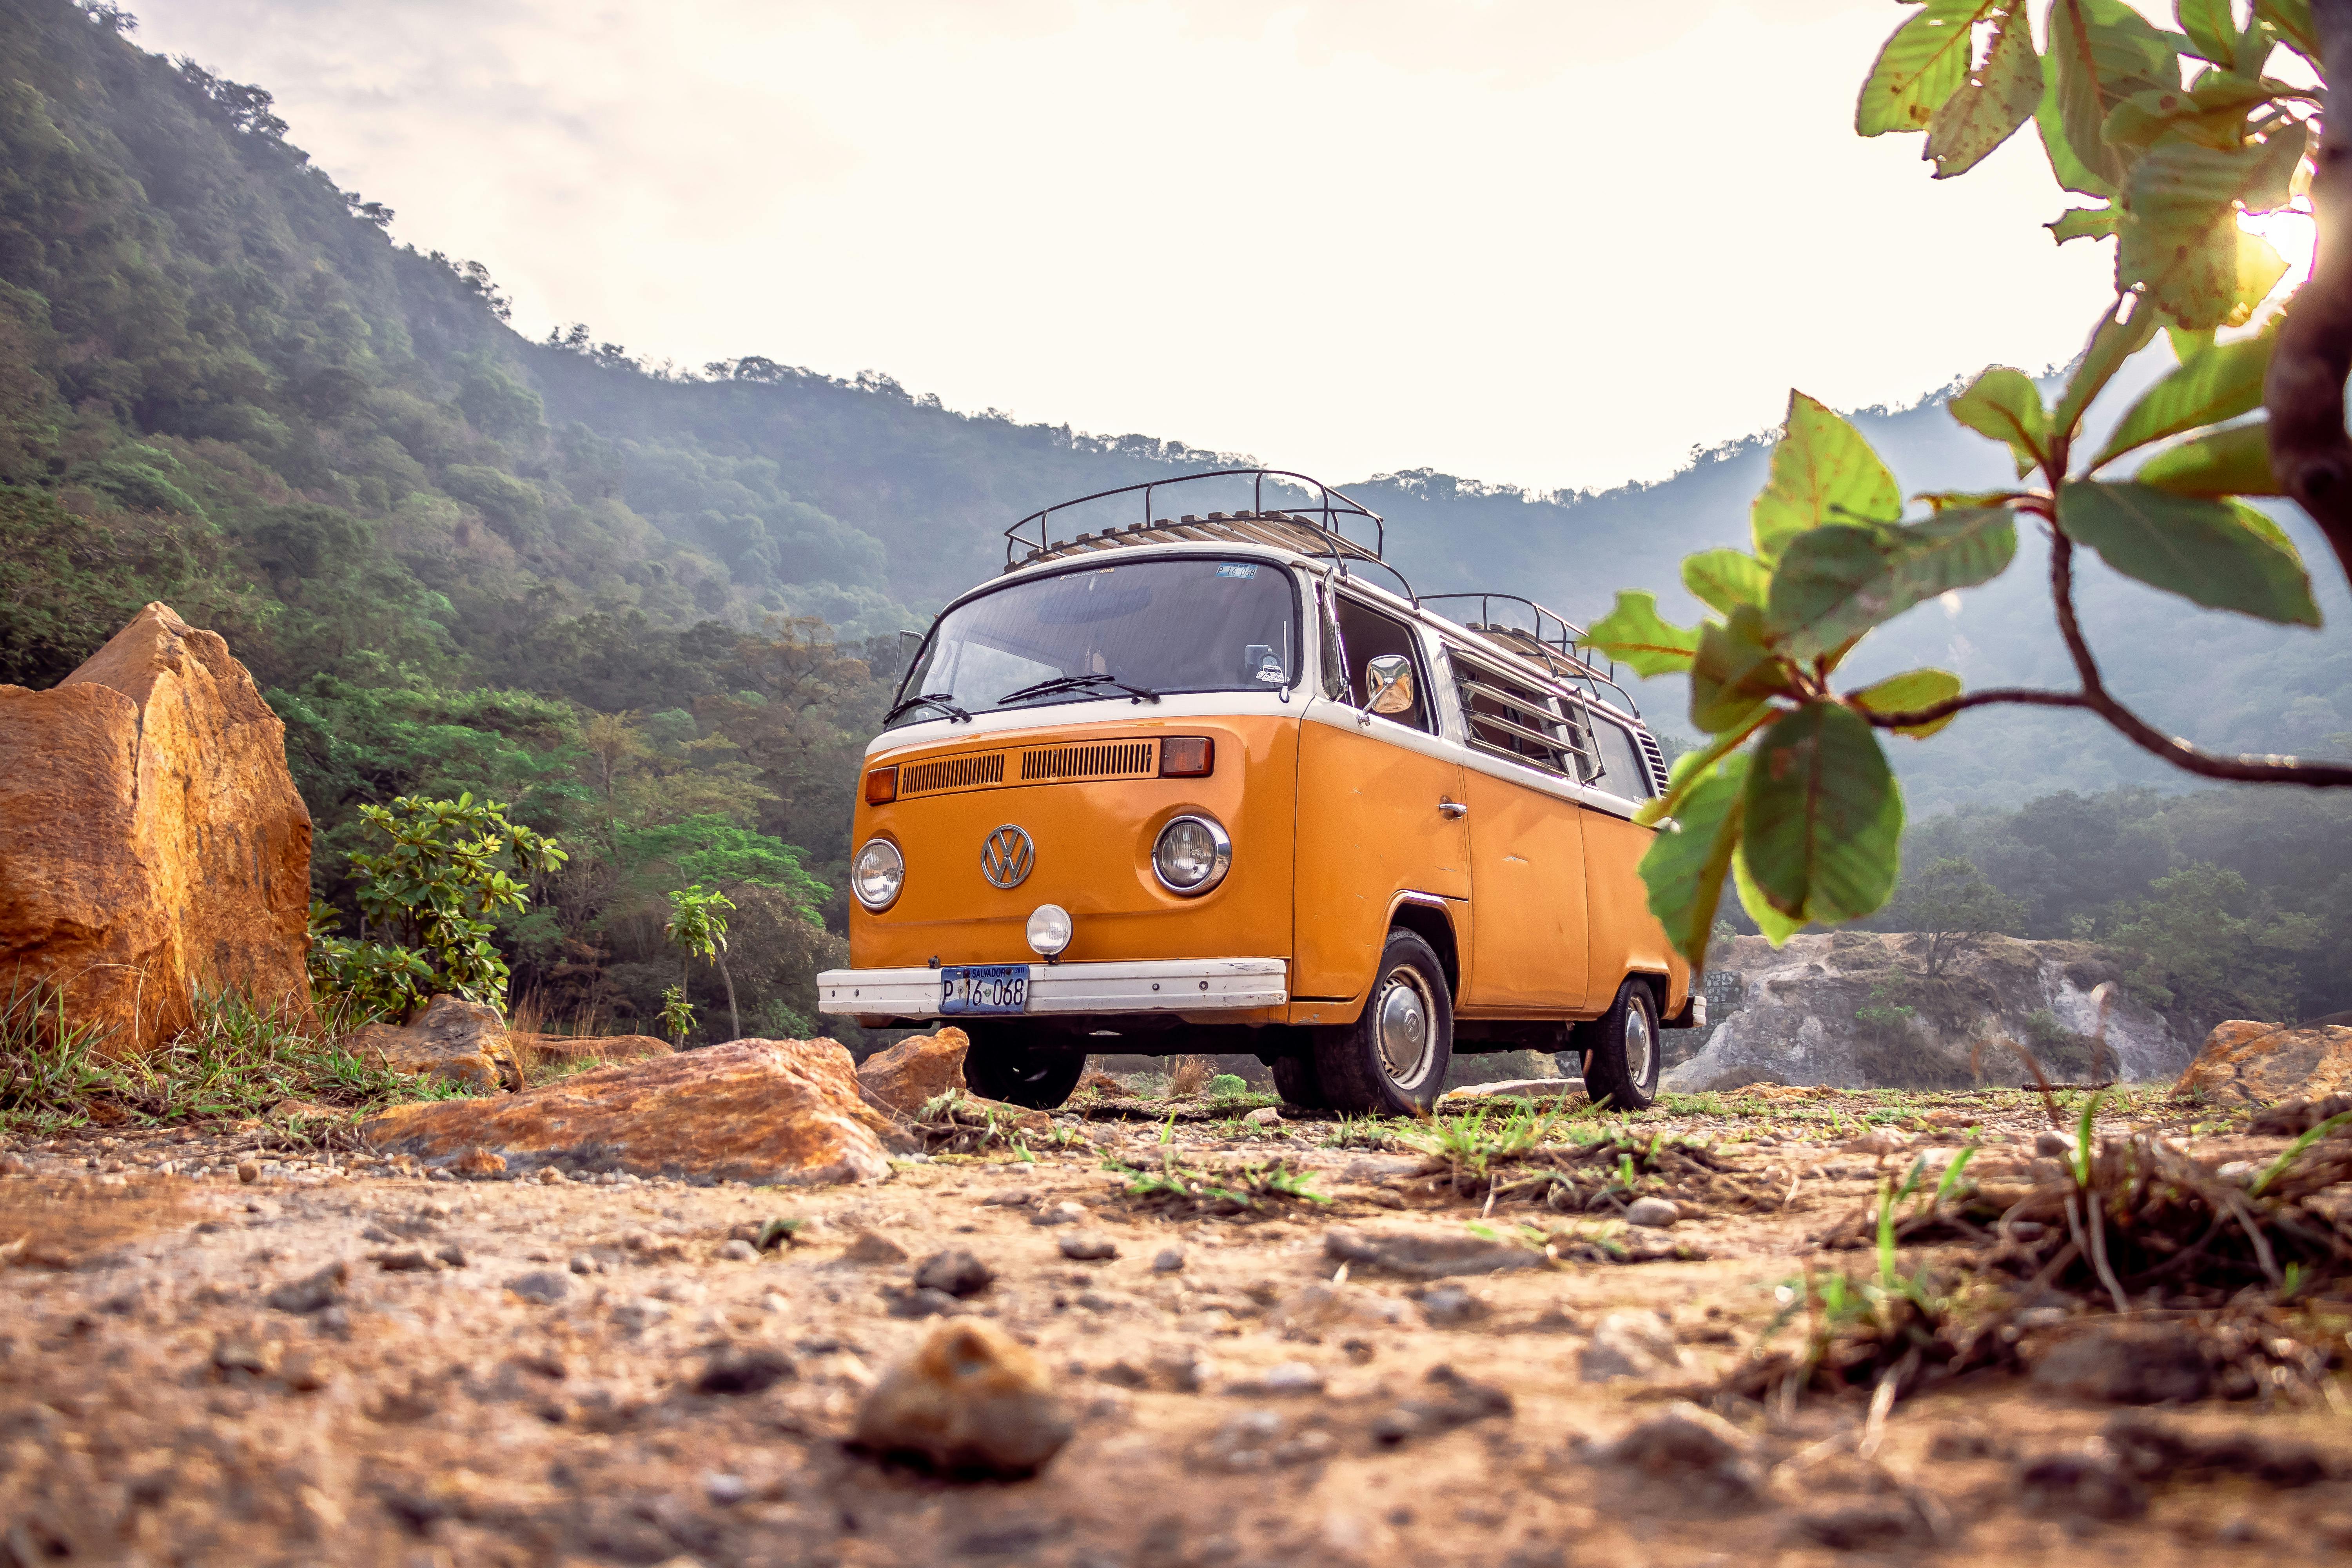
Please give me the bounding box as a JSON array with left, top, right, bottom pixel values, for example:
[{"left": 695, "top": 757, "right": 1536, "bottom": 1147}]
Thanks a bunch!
[
  {"left": 357, "top": 1037, "right": 913, "bottom": 1184},
  {"left": 0, "top": 603, "right": 314, "bottom": 1052},
  {"left": 1662, "top": 933, "right": 2190, "bottom": 1094},
  {"left": 855, "top": 1026, "right": 970, "bottom": 1114},
  {"left": 2174, "top": 1020, "right": 2352, "bottom": 1106},
  {"left": 349, "top": 995, "right": 525, "bottom": 1093},
  {"left": 508, "top": 1032, "right": 671, "bottom": 1072}
]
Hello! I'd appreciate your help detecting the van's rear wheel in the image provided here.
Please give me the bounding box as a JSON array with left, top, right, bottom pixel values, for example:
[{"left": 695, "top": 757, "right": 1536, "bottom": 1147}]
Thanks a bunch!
[
  {"left": 1271, "top": 1054, "right": 1327, "bottom": 1111},
  {"left": 1581, "top": 978, "right": 1661, "bottom": 1111},
  {"left": 1312, "top": 929, "right": 1452, "bottom": 1116},
  {"left": 961, "top": 1023, "right": 1087, "bottom": 1109}
]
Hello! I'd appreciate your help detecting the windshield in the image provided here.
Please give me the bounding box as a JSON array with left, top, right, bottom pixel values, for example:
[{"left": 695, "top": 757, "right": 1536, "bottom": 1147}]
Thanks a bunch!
[{"left": 891, "top": 556, "right": 1298, "bottom": 727}]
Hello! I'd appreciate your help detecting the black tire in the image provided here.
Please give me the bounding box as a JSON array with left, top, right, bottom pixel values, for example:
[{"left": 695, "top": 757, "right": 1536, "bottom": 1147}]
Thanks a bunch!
[
  {"left": 1581, "top": 978, "right": 1662, "bottom": 1111},
  {"left": 1311, "top": 929, "right": 1453, "bottom": 1116},
  {"left": 1271, "top": 1054, "right": 1328, "bottom": 1111},
  {"left": 962, "top": 1023, "right": 1087, "bottom": 1109}
]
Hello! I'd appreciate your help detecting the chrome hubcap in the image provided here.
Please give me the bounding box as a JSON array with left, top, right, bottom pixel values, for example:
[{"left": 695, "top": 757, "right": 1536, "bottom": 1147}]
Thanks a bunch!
[
  {"left": 1374, "top": 966, "right": 1434, "bottom": 1085},
  {"left": 1625, "top": 1004, "right": 1653, "bottom": 1086}
]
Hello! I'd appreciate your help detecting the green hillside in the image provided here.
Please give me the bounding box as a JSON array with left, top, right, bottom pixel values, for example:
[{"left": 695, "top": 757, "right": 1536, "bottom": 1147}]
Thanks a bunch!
[{"left": 1, "top": 0, "right": 2344, "bottom": 1039}]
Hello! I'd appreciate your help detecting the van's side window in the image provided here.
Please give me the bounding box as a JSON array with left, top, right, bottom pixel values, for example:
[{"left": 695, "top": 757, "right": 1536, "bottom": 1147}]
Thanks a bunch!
[
  {"left": 1450, "top": 647, "right": 1594, "bottom": 779},
  {"left": 1329, "top": 595, "right": 1432, "bottom": 733},
  {"left": 1590, "top": 715, "right": 1659, "bottom": 800}
]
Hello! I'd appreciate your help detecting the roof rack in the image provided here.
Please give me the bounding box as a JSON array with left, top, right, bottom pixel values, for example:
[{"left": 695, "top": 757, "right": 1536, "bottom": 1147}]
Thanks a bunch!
[
  {"left": 1004, "top": 468, "right": 1387, "bottom": 572},
  {"left": 1417, "top": 592, "right": 1640, "bottom": 717}
]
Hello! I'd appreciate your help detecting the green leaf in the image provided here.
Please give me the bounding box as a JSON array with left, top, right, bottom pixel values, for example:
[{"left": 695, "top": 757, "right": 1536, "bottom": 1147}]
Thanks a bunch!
[
  {"left": 1638, "top": 709, "right": 1771, "bottom": 827},
  {"left": 1948, "top": 366, "right": 2049, "bottom": 476},
  {"left": 2254, "top": 0, "right": 2318, "bottom": 64},
  {"left": 2048, "top": 205, "right": 2120, "bottom": 243},
  {"left": 1766, "top": 509, "right": 2019, "bottom": 660},
  {"left": 2120, "top": 127, "right": 2308, "bottom": 329},
  {"left": 1639, "top": 751, "right": 1748, "bottom": 969},
  {"left": 1751, "top": 391, "right": 1902, "bottom": 564},
  {"left": 2175, "top": 0, "right": 2240, "bottom": 68},
  {"left": 2102, "top": 77, "right": 2273, "bottom": 158},
  {"left": 1690, "top": 607, "right": 1799, "bottom": 734},
  {"left": 2057, "top": 480, "right": 2320, "bottom": 624},
  {"left": 1577, "top": 590, "right": 1701, "bottom": 677},
  {"left": 2092, "top": 328, "right": 2273, "bottom": 466},
  {"left": 1857, "top": 0, "right": 1998, "bottom": 136},
  {"left": 2053, "top": 296, "right": 2160, "bottom": 440},
  {"left": 2134, "top": 421, "right": 2280, "bottom": 496},
  {"left": 1682, "top": 549, "right": 1770, "bottom": 615},
  {"left": 1848, "top": 668, "right": 1965, "bottom": 738},
  {"left": 1740, "top": 703, "right": 1905, "bottom": 924},
  {"left": 2230, "top": 230, "right": 2290, "bottom": 327},
  {"left": 1926, "top": 5, "right": 2043, "bottom": 177},
  {"left": 1733, "top": 842, "right": 1806, "bottom": 945},
  {"left": 2046, "top": 0, "right": 2124, "bottom": 190}
]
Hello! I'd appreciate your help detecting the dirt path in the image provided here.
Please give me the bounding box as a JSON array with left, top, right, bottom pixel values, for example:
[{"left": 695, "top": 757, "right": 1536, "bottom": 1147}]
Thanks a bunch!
[{"left": 4, "top": 1088, "right": 2350, "bottom": 1566}]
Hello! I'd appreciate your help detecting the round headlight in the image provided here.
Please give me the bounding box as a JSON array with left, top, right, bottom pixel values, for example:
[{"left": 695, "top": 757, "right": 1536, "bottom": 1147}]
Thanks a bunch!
[
  {"left": 851, "top": 837, "right": 905, "bottom": 911},
  {"left": 1152, "top": 815, "right": 1231, "bottom": 895},
  {"left": 1026, "top": 903, "right": 1073, "bottom": 957}
]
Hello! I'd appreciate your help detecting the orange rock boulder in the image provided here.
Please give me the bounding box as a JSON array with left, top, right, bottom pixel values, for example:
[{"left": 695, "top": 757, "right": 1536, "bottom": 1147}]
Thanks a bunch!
[
  {"left": 0, "top": 603, "right": 314, "bottom": 1052},
  {"left": 2174, "top": 1020, "right": 2352, "bottom": 1105},
  {"left": 855, "top": 1026, "right": 970, "bottom": 1114},
  {"left": 349, "top": 995, "right": 525, "bottom": 1093},
  {"left": 358, "top": 1037, "right": 914, "bottom": 1185}
]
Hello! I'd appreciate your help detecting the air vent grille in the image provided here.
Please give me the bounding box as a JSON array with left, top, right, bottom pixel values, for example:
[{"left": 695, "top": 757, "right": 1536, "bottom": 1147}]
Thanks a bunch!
[
  {"left": 1020, "top": 740, "right": 1158, "bottom": 782},
  {"left": 1635, "top": 732, "right": 1670, "bottom": 797},
  {"left": 900, "top": 752, "right": 1006, "bottom": 795}
]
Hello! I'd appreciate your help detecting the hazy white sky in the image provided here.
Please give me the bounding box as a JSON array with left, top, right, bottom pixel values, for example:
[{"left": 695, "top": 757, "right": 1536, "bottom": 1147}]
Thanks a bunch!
[{"left": 123, "top": 0, "right": 2309, "bottom": 494}]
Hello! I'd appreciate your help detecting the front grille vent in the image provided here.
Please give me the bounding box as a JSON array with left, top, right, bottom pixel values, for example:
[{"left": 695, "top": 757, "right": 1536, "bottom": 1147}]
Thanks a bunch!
[
  {"left": 901, "top": 752, "right": 1006, "bottom": 795},
  {"left": 1020, "top": 740, "right": 1158, "bottom": 782}
]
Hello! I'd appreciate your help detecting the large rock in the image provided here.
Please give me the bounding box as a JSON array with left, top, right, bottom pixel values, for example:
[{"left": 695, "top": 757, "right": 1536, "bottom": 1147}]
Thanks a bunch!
[
  {"left": 855, "top": 1026, "right": 969, "bottom": 1114},
  {"left": 357, "top": 1037, "right": 913, "bottom": 1184},
  {"left": 2174, "top": 1020, "right": 2352, "bottom": 1105},
  {"left": 509, "top": 1031, "right": 672, "bottom": 1072},
  {"left": 0, "top": 603, "right": 314, "bottom": 1053},
  {"left": 350, "top": 995, "right": 524, "bottom": 1093},
  {"left": 1661, "top": 933, "right": 2189, "bottom": 1093}
]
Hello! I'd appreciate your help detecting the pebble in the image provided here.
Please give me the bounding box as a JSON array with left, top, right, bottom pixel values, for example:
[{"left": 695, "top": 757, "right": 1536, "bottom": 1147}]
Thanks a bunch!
[
  {"left": 2216, "top": 1160, "right": 2259, "bottom": 1186},
  {"left": 717, "top": 1238, "right": 759, "bottom": 1262},
  {"left": 854, "top": 1318, "right": 1074, "bottom": 1477},
  {"left": 691, "top": 1347, "right": 796, "bottom": 1395},
  {"left": 1623, "top": 1197, "right": 1681, "bottom": 1229},
  {"left": 567, "top": 1253, "right": 601, "bottom": 1275},
  {"left": 844, "top": 1230, "right": 911, "bottom": 1265},
  {"left": 2034, "top": 1129, "right": 2078, "bottom": 1158},
  {"left": 1230, "top": 1361, "right": 1324, "bottom": 1396},
  {"left": 1243, "top": 1107, "right": 1281, "bottom": 1127},
  {"left": 434, "top": 1243, "right": 468, "bottom": 1268},
  {"left": 1151, "top": 1245, "right": 1186, "bottom": 1274},
  {"left": 236, "top": 1160, "right": 260, "bottom": 1184},
  {"left": 507, "top": 1270, "right": 572, "bottom": 1305},
  {"left": 1058, "top": 1231, "right": 1118, "bottom": 1261},
  {"left": 1593, "top": 1401, "right": 1762, "bottom": 1504},
  {"left": 536, "top": 1167, "right": 568, "bottom": 1185},
  {"left": 1579, "top": 1312, "right": 1683, "bottom": 1381},
  {"left": 889, "top": 1287, "right": 961, "bottom": 1318},
  {"left": 913, "top": 1248, "right": 995, "bottom": 1299},
  {"left": 1031, "top": 1201, "right": 1089, "bottom": 1227}
]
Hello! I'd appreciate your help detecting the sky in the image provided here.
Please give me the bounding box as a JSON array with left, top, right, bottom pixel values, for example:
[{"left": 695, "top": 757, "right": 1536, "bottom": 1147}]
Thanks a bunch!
[{"left": 122, "top": 0, "right": 2314, "bottom": 496}]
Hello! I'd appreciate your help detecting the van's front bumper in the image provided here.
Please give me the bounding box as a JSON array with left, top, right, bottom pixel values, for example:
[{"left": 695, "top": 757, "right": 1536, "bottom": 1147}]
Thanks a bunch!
[{"left": 816, "top": 958, "right": 1289, "bottom": 1020}]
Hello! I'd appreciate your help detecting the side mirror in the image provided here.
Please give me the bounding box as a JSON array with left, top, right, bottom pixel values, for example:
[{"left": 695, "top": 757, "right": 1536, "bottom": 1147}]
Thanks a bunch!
[{"left": 1365, "top": 653, "right": 1416, "bottom": 716}]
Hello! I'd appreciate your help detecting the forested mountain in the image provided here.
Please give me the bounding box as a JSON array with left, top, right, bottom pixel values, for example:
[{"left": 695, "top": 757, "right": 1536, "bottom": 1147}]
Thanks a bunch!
[{"left": 1, "top": 0, "right": 2343, "bottom": 1040}]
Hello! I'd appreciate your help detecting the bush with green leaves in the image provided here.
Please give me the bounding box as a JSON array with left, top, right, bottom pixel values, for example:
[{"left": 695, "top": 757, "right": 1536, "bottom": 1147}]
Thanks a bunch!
[
  {"left": 1583, "top": 0, "right": 2352, "bottom": 971},
  {"left": 308, "top": 793, "right": 566, "bottom": 1017}
]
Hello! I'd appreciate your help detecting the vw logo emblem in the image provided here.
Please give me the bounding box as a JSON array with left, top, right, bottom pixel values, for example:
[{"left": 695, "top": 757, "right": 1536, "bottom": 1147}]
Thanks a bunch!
[{"left": 980, "top": 825, "right": 1035, "bottom": 889}]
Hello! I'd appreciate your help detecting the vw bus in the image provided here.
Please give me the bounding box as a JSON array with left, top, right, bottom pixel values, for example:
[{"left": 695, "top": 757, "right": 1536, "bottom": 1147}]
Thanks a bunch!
[{"left": 816, "top": 470, "right": 1697, "bottom": 1114}]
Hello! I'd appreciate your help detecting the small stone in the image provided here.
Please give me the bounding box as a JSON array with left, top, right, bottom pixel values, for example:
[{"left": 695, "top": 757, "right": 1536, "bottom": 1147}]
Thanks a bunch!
[
  {"left": 0, "top": 1155, "right": 26, "bottom": 1176},
  {"left": 212, "top": 1336, "right": 272, "bottom": 1377},
  {"left": 507, "top": 1270, "right": 571, "bottom": 1305},
  {"left": 2215, "top": 1160, "right": 2259, "bottom": 1186},
  {"left": 454, "top": 1147, "right": 506, "bottom": 1180},
  {"left": 1233, "top": 1361, "right": 1324, "bottom": 1396},
  {"left": 692, "top": 1347, "right": 796, "bottom": 1396},
  {"left": 568, "top": 1253, "right": 600, "bottom": 1275},
  {"left": 2016, "top": 1452, "right": 2148, "bottom": 1521},
  {"left": 434, "top": 1243, "right": 468, "bottom": 1268},
  {"left": 376, "top": 1247, "right": 435, "bottom": 1272},
  {"left": 889, "top": 1287, "right": 960, "bottom": 1319},
  {"left": 2034, "top": 1129, "right": 2078, "bottom": 1159},
  {"left": 1593, "top": 1401, "right": 1760, "bottom": 1506},
  {"left": 981, "top": 1189, "right": 1034, "bottom": 1208},
  {"left": 1243, "top": 1106, "right": 1281, "bottom": 1127},
  {"left": 1151, "top": 1346, "right": 1211, "bottom": 1392},
  {"left": 1579, "top": 1312, "right": 1682, "bottom": 1382},
  {"left": 1031, "top": 1200, "right": 1088, "bottom": 1227},
  {"left": 236, "top": 1160, "right": 260, "bottom": 1184},
  {"left": 1058, "top": 1230, "right": 1118, "bottom": 1261},
  {"left": 1417, "top": 1284, "right": 1486, "bottom": 1325},
  {"left": 914, "top": 1247, "right": 995, "bottom": 1298},
  {"left": 717, "top": 1238, "right": 759, "bottom": 1262},
  {"left": 704, "top": 1473, "right": 750, "bottom": 1506},
  {"left": 611, "top": 1297, "right": 670, "bottom": 1332},
  {"left": 278, "top": 1349, "right": 332, "bottom": 1392},
  {"left": 854, "top": 1318, "right": 1075, "bottom": 1476},
  {"left": 536, "top": 1166, "right": 568, "bottom": 1185},
  {"left": 1151, "top": 1245, "right": 1186, "bottom": 1274},
  {"left": 843, "top": 1230, "right": 911, "bottom": 1264},
  {"left": 264, "top": 1261, "right": 349, "bottom": 1316},
  {"left": 1622, "top": 1197, "right": 1681, "bottom": 1229},
  {"left": 2030, "top": 1324, "right": 2212, "bottom": 1405}
]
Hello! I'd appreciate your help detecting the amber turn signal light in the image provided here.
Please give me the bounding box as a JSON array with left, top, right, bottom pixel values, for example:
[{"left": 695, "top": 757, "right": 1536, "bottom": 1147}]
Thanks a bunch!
[
  {"left": 1158, "top": 736, "right": 1213, "bottom": 777},
  {"left": 863, "top": 766, "right": 899, "bottom": 805}
]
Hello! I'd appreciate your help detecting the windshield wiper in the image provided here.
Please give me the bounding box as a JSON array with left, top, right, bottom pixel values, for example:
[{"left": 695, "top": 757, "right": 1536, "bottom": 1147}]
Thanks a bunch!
[
  {"left": 997, "top": 673, "right": 1161, "bottom": 706},
  {"left": 884, "top": 691, "right": 973, "bottom": 725}
]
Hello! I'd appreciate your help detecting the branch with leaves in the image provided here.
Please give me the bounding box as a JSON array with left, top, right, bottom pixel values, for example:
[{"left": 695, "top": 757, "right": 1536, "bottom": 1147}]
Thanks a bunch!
[{"left": 1583, "top": 0, "right": 2352, "bottom": 971}]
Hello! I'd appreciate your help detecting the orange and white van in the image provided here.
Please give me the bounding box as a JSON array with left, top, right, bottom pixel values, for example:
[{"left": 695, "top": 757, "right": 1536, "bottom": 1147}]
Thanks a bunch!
[{"left": 817, "top": 470, "right": 1697, "bottom": 1114}]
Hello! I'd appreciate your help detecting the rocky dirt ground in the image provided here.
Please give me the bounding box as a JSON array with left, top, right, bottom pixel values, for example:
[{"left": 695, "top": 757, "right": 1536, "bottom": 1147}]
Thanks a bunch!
[{"left": 5, "top": 1083, "right": 2352, "bottom": 1567}]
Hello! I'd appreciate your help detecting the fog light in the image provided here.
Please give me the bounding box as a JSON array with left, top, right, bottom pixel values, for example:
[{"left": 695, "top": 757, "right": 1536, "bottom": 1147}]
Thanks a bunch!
[
  {"left": 1152, "top": 814, "right": 1231, "bottom": 895},
  {"left": 851, "top": 837, "right": 904, "bottom": 912},
  {"left": 1026, "top": 903, "right": 1073, "bottom": 957}
]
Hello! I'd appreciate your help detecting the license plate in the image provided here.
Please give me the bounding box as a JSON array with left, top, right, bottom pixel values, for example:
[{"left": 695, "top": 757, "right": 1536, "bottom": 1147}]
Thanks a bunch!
[{"left": 940, "top": 964, "right": 1029, "bottom": 1015}]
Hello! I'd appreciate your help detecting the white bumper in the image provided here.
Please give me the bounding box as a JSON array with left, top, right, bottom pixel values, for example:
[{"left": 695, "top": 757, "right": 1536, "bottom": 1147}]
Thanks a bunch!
[{"left": 817, "top": 957, "right": 1289, "bottom": 1019}]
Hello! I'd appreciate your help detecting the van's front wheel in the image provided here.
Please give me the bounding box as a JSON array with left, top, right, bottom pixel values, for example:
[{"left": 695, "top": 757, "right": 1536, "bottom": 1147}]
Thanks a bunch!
[
  {"left": 1580, "top": 978, "right": 1661, "bottom": 1111},
  {"left": 961, "top": 1023, "right": 1087, "bottom": 1109},
  {"left": 1312, "top": 930, "right": 1452, "bottom": 1116}
]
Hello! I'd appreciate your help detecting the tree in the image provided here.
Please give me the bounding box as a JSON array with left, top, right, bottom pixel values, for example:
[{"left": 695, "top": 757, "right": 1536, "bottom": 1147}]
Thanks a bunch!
[
  {"left": 1883, "top": 856, "right": 2028, "bottom": 976},
  {"left": 339, "top": 793, "right": 567, "bottom": 1009},
  {"left": 2109, "top": 862, "right": 2322, "bottom": 1025},
  {"left": 664, "top": 884, "right": 739, "bottom": 1042},
  {"left": 1584, "top": 1, "right": 2352, "bottom": 973}
]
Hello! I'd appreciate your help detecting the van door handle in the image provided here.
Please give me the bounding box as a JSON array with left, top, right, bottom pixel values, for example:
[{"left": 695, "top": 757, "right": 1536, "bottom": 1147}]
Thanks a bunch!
[{"left": 1437, "top": 798, "right": 1468, "bottom": 818}]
